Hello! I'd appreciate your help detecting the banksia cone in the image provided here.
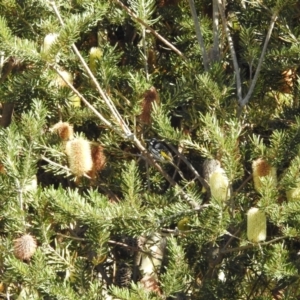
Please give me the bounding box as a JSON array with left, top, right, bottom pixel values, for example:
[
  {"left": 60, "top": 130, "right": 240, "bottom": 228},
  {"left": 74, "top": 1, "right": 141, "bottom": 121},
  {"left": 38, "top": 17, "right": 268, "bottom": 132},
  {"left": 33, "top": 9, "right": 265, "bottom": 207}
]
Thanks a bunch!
[
  {"left": 247, "top": 207, "right": 267, "bottom": 243},
  {"left": 252, "top": 158, "right": 277, "bottom": 193},
  {"left": 0, "top": 163, "right": 5, "bottom": 174},
  {"left": 87, "top": 143, "right": 106, "bottom": 179},
  {"left": 203, "top": 159, "right": 221, "bottom": 182},
  {"left": 202, "top": 159, "right": 221, "bottom": 192},
  {"left": 65, "top": 138, "right": 93, "bottom": 177},
  {"left": 89, "top": 47, "right": 102, "bottom": 74},
  {"left": 24, "top": 175, "right": 38, "bottom": 192},
  {"left": 55, "top": 70, "right": 73, "bottom": 88},
  {"left": 209, "top": 167, "right": 231, "bottom": 202},
  {"left": 115, "top": 262, "right": 132, "bottom": 287},
  {"left": 139, "top": 86, "right": 159, "bottom": 125},
  {"left": 42, "top": 33, "right": 58, "bottom": 53},
  {"left": 14, "top": 234, "right": 37, "bottom": 261},
  {"left": 286, "top": 187, "right": 300, "bottom": 202},
  {"left": 50, "top": 121, "right": 74, "bottom": 141}
]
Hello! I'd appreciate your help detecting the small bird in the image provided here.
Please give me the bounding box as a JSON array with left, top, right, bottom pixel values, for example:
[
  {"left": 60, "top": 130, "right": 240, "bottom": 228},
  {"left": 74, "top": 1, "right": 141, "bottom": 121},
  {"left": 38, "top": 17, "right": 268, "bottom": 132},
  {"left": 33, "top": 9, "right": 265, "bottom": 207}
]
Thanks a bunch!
[{"left": 148, "top": 138, "right": 173, "bottom": 164}]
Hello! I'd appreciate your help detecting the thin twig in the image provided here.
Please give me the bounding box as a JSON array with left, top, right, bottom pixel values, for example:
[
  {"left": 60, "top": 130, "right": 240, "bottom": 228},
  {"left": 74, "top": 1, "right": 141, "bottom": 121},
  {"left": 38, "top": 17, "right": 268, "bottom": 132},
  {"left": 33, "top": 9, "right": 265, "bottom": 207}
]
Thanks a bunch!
[
  {"left": 41, "top": 155, "right": 91, "bottom": 180},
  {"left": 112, "top": 0, "right": 187, "bottom": 60},
  {"left": 238, "top": 13, "right": 278, "bottom": 109},
  {"left": 212, "top": 0, "right": 220, "bottom": 62},
  {"left": 50, "top": 2, "right": 132, "bottom": 139},
  {"left": 168, "top": 143, "right": 209, "bottom": 190},
  {"left": 217, "top": 0, "right": 242, "bottom": 103},
  {"left": 220, "top": 236, "right": 287, "bottom": 254},
  {"left": 188, "top": 0, "right": 209, "bottom": 71}
]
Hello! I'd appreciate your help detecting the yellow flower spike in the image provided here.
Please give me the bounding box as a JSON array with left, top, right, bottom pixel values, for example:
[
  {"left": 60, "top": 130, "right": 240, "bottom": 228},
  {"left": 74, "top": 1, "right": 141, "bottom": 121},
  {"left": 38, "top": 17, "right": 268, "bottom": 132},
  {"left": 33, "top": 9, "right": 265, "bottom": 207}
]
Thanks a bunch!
[
  {"left": 247, "top": 207, "right": 267, "bottom": 243},
  {"left": 89, "top": 47, "right": 102, "bottom": 74},
  {"left": 65, "top": 138, "right": 93, "bottom": 177},
  {"left": 209, "top": 167, "right": 231, "bottom": 202}
]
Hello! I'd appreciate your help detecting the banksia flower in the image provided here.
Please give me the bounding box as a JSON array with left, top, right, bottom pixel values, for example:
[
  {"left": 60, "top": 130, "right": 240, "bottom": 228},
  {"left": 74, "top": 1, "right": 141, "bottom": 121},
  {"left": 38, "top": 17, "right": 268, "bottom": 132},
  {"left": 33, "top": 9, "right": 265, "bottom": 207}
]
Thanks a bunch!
[
  {"left": 139, "top": 86, "right": 159, "bottom": 125},
  {"left": 89, "top": 47, "right": 102, "bottom": 74},
  {"left": 54, "top": 70, "right": 73, "bottom": 88},
  {"left": 24, "top": 175, "right": 38, "bottom": 192},
  {"left": 252, "top": 158, "right": 277, "bottom": 193},
  {"left": 87, "top": 143, "right": 106, "bottom": 179},
  {"left": 202, "top": 158, "right": 221, "bottom": 192},
  {"left": 65, "top": 138, "right": 93, "bottom": 177},
  {"left": 50, "top": 121, "right": 74, "bottom": 141},
  {"left": 209, "top": 167, "right": 231, "bottom": 202},
  {"left": 14, "top": 234, "right": 37, "bottom": 261},
  {"left": 42, "top": 33, "right": 58, "bottom": 53},
  {"left": 247, "top": 207, "right": 267, "bottom": 243},
  {"left": 286, "top": 187, "right": 300, "bottom": 202}
]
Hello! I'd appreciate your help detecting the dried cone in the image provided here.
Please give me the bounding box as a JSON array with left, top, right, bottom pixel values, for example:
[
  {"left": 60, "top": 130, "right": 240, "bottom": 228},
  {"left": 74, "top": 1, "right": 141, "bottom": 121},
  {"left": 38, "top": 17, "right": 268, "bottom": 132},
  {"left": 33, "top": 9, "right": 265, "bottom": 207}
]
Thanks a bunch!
[
  {"left": 0, "top": 163, "right": 5, "bottom": 174},
  {"left": 278, "top": 68, "right": 296, "bottom": 94},
  {"left": 65, "top": 138, "right": 93, "bottom": 177},
  {"left": 247, "top": 207, "right": 267, "bottom": 243},
  {"left": 87, "top": 143, "right": 106, "bottom": 179},
  {"left": 139, "top": 86, "right": 159, "bottom": 125},
  {"left": 51, "top": 121, "right": 74, "bottom": 141},
  {"left": 209, "top": 167, "right": 231, "bottom": 202},
  {"left": 252, "top": 158, "right": 277, "bottom": 193},
  {"left": 43, "top": 33, "right": 58, "bottom": 53},
  {"left": 140, "top": 274, "right": 162, "bottom": 296},
  {"left": 14, "top": 234, "right": 37, "bottom": 260}
]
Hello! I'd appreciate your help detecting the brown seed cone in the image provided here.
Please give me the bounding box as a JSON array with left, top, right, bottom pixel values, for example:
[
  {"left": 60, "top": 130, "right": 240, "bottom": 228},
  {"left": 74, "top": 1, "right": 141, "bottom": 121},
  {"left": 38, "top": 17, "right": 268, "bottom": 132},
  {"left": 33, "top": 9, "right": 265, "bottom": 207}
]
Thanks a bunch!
[
  {"left": 14, "top": 234, "right": 37, "bottom": 261},
  {"left": 50, "top": 121, "right": 74, "bottom": 141},
  {"left": 0, "top": 163, "right": 5, "bottom": 174},
  {"left": 277, "top": 68, "right": 296, "bottom": 94},
  {"left": 139, "top": 86, "right": 159, "bottom": 125},
  {"left": 252, "top": 158, "right": 277, "bottom": 193},
  {"left": 87, "top": 143, "right": 106, "bottom": 179}
]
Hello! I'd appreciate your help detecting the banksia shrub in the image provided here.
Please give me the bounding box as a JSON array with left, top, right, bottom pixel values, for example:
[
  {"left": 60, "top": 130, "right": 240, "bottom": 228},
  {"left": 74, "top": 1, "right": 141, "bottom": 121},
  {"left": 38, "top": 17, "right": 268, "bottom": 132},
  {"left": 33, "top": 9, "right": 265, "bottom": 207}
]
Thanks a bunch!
[
  {"left": 50, "top": 121, "right": 74, "bottom": 141},
  {"left": 252, "top": 158, "right": 277, "bottom": 193},
  {"left": 139, "top": 86, "right": 159, "bottom": 125},
  {"left": 247, "top": 207, "right": 267, "bottom": 243},
  {"left": 65, "top": 138, "right": 93, "bottom": 177},
  {"left": 13, "top": 234, "right": 37, "bottom": 261},
  {"left": 209, "top": 167, "right": 231, "bottom": 202}
]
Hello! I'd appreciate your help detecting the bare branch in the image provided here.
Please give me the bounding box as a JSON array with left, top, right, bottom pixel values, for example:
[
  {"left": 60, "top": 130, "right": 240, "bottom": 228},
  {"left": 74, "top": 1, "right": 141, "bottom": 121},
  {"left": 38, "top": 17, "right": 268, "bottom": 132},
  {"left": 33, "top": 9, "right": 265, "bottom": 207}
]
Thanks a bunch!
[
  {"left": 112, "top": 0, "right": 187, "bottom": 60},
  {"left": 212, "top": 0, "right": 220, "bottom": 62},
  {"left": 188, "top": 0, "right": 209, "bottom": 71},
  {"left": 217, "top": 0, "right": 242, "bottom": 102},
  {"left": 239, "top": 13, "right": 278, "bottom": 108}
]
